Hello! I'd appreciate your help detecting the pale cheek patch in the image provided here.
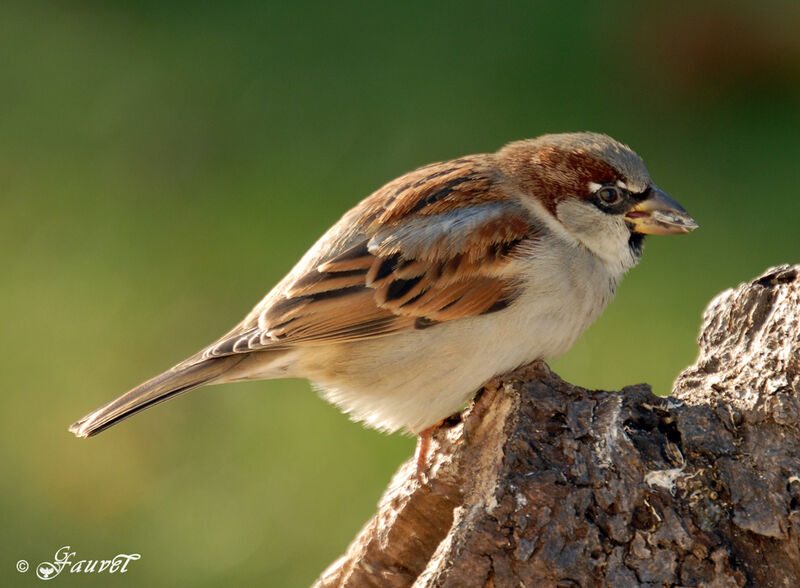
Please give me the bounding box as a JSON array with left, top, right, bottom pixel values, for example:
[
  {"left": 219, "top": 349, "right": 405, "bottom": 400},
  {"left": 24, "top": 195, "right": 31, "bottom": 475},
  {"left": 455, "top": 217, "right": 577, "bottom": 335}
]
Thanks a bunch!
[{"left": 555, "top": 199, "right": 639, "bottom": 273}]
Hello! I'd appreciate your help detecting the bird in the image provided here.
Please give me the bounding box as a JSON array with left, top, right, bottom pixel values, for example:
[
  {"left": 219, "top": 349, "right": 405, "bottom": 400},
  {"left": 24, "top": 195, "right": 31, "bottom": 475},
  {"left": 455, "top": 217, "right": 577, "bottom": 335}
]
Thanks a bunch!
[{"left": 69, "top": 132, "right": 697, "bottom": 473}]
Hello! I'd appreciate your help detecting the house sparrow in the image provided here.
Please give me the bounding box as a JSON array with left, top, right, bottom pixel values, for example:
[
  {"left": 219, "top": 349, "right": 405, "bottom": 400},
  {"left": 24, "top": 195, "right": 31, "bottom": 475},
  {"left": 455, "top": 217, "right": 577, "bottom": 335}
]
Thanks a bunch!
[{"left": 70, "top": 132, "right": 697, "bottom": 469}]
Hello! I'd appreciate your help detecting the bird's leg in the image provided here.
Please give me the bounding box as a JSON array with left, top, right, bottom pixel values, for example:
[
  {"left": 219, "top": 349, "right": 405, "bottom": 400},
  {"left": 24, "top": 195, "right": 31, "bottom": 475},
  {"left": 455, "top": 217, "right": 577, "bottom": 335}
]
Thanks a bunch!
[
  {"left": 413, "top": 378, "right": 506, "bottom": 481},
  {"left": 413, "top": 423, "right": 440, "bottom": 481}
]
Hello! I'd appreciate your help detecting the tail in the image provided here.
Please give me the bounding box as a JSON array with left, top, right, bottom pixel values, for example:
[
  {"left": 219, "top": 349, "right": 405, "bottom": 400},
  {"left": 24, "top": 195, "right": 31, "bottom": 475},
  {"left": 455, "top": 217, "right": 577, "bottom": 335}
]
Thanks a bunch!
[{"left": 69, "top": 354, "right": 247, "bottom": 438}]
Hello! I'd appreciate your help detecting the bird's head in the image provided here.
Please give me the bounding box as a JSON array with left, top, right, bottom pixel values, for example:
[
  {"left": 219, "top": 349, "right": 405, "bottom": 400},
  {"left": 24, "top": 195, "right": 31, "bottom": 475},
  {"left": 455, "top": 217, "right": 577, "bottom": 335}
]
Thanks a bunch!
[{"left": 498, "top": 132, "right": 697, "bottom": 272}]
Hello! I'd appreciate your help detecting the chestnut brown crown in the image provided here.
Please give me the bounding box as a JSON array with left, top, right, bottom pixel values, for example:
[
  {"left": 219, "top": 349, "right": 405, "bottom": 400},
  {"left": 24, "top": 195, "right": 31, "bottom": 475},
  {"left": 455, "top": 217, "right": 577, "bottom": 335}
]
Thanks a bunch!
[
  {"left": 497, "top": 132, "right": 696, "bottom": 238},
  {"left": 497, "top": 132, "right": 650, "bottom": 213}
]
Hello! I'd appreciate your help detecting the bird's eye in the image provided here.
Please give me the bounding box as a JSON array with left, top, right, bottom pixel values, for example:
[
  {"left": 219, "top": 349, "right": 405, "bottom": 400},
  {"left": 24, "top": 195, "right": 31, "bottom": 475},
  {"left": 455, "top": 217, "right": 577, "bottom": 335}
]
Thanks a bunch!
[{"left": 597, "top": 186, "right": 622, "bottom": 205}]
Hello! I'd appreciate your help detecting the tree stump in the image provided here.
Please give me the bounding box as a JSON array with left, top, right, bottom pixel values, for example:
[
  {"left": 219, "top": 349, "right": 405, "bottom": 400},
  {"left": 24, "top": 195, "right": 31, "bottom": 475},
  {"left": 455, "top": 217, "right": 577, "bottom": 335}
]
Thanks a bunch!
[{"left": 313, "top": 265, "right": 800, "bottom": 587}]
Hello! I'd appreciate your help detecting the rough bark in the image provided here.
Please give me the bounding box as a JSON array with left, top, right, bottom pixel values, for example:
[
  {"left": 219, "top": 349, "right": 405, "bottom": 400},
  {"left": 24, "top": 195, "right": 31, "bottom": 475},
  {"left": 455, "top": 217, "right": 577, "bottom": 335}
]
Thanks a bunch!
[{"left": 313, "top": 265, "right": 800, "bottom": 588}]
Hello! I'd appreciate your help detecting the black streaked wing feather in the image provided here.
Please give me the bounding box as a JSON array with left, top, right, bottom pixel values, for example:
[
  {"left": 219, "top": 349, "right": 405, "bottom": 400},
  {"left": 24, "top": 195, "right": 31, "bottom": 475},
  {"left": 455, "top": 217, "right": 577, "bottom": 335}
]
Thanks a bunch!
[{"left": 199, "top": 158, "right": 539, "bottom": 358}]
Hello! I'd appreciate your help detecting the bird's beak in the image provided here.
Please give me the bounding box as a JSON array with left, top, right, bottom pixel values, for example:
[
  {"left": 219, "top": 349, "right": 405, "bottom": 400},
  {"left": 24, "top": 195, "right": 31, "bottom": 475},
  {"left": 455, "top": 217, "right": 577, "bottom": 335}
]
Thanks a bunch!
[{"left": 624, "top": 186, "right": 698, "bottom": 235}]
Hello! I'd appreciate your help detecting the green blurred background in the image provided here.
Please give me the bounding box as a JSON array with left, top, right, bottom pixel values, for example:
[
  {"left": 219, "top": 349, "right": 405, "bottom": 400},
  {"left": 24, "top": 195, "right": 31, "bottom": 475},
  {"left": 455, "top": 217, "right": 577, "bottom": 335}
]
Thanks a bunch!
[{"left": 2, "top": 1, "right": 798, "bottom": 586}]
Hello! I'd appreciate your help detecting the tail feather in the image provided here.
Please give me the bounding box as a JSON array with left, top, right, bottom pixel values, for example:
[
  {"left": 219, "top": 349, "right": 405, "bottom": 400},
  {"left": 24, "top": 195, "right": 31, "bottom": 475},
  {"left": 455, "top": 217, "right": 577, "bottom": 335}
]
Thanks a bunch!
[{"left": 69, "top": 355, "right": 246, "bottom": 438}]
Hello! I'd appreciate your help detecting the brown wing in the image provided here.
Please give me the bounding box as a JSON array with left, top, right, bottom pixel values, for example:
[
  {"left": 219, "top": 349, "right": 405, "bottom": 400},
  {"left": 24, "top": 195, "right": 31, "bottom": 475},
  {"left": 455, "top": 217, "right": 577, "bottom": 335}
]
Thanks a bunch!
[{"left": 201, "top": 156, "right": 539, "bottom": 357}]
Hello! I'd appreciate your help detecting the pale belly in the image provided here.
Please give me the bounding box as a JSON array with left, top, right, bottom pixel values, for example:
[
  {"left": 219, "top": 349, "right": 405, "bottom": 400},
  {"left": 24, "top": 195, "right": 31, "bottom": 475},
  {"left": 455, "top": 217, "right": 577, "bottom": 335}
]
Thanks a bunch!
[{"left": 290, "top": 249, "right": 618, "bottom": 434}]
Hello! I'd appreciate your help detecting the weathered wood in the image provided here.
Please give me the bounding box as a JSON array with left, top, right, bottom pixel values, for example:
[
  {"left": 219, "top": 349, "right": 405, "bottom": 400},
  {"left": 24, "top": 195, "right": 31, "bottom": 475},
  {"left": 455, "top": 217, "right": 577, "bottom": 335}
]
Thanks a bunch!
[{"left": 314, "top": 265, "right": 800, "bottom": 587}]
